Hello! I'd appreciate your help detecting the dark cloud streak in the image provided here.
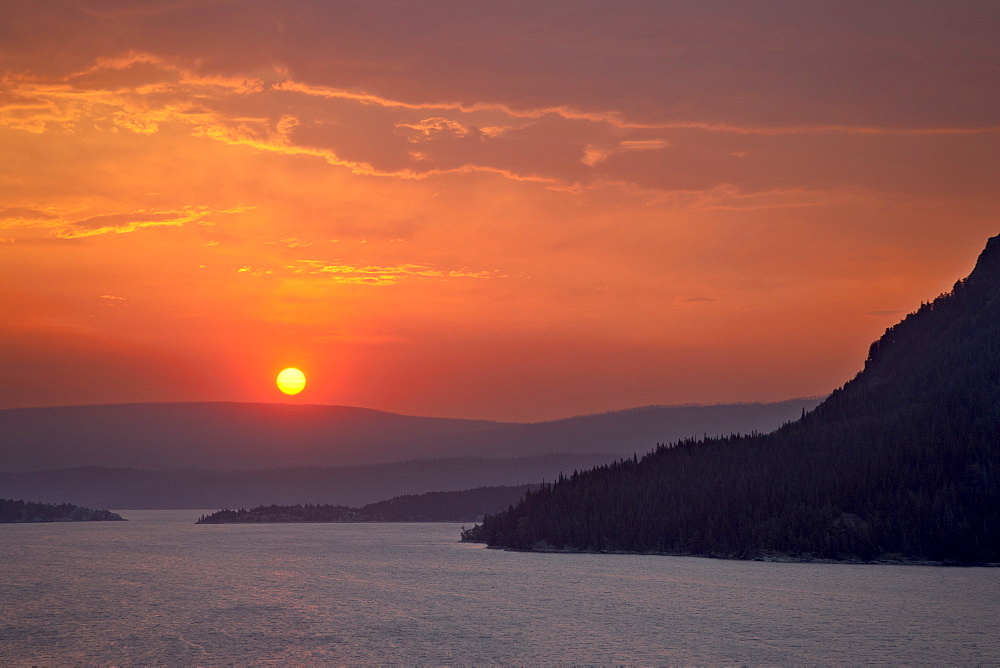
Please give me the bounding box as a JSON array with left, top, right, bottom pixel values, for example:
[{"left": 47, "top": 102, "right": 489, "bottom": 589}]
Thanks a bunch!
[{"left": 6, "top": 0, "right": 997, "bottom": 129}]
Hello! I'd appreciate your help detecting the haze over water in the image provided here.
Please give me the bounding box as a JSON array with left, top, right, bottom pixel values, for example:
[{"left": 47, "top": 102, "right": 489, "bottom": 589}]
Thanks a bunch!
[{"left": 2, "top": 511, "right": 996, "bottom": 664}]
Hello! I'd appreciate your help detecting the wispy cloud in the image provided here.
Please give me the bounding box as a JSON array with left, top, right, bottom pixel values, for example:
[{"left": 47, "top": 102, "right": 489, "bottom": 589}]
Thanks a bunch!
[
  {"left": 0, "top": 204, "right": 251, "bottom": 239},
  {"left": 294, "top": 260, "right": 501, "bottom": 286},
  {"left": 4, "top": 52, "right": 995, "bottom": 205},
  {"left": 581, "top": 139, "right": 669, "bottom": 166},
  {"left": 276, "top": 79, "right": 1000, "bottom": 137},
  {"left": 396, "top": 117, "right": 474, "bottom": 141},
  {"left": 0, "top": 207, "right": 58, "bottom": 222},
  {"left": 618, "top": 139, "right": 670, "bottom": 151},
  {"left": 98, "top": 294, "right": 130, "bottom": 307}
]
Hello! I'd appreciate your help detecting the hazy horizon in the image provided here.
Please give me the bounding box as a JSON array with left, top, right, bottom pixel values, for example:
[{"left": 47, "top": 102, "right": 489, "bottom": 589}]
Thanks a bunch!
[{"left": 0, "top": 395, "right": 826, "bottom": 423}]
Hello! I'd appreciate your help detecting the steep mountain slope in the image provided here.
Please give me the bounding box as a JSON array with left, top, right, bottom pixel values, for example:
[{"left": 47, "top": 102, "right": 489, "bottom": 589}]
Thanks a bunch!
[
  {"left": 0, "top": 399, "right": 818, "bottom": 471},
  {"left": 468, "top": 236, "right": 1000, "bottom": 563},
  {"left": 470, "top": 400, "right": 821, "bottom": 458}
]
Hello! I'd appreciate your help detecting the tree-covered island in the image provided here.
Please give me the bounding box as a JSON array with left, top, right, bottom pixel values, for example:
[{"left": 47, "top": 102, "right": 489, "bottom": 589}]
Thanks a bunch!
[
  {"left": 0, "top": 498, "right": 125, "bottom": 523},
  {"left": 197, "top": 484, "right": 536, "bottom": 523}
]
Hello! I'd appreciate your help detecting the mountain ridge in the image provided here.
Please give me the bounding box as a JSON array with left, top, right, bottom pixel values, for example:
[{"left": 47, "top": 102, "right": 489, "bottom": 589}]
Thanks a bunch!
[
  {"left": 0, "top": 398, "right": 821, "bottom": 472},
  {"left": 0, "top": 455, "right": 615, "bottom": 509},
  {"left": 467, "top": 235, "right": 1000, "bottom": 563}
]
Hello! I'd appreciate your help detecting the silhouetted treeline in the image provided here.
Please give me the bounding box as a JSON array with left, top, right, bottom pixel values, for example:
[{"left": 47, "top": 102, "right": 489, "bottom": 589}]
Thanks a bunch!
[
  {"left": 197, "top": 484, "right": 538, "bottom": 523},
  {"left": 465, "top": 237, "right": 1000, "bottom": 564},
  {"left": 0, "top": 498, "right": 125, "bottom": 523},
  {"left": 198, "top": 503, "right": 359, "bottom": 523}
]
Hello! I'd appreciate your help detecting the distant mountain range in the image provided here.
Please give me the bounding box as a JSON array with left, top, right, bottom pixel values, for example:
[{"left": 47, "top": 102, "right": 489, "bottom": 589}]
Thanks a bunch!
[
  {"left": 0, "top": 455, "right": 611, "bottom": 509},
  {"left": 467, "top": 235, "right": 1000, "bottom": 563},
  {"left": 0, "top": 398, "right": 819, "bottom": 509},
  {"left": 0, "top": 399, "right": 820, "bottom": 471}
]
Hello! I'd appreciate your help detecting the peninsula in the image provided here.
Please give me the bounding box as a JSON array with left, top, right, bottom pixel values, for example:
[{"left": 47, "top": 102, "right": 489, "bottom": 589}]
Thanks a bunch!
[
  {"left": 465, "top": 235, "right": 1000, "bottom": 564},
  {"left": 0, "top": 498, "right": 125, "bottom": 523},
  {"left": 197, "top": 484, "right": 536, "bottom": 523}
]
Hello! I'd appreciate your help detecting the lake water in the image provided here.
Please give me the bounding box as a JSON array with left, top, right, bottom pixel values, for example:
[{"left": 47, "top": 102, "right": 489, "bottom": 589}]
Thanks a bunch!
[{"left": 1, "top": 510, "right": 998, "bottom": 665}]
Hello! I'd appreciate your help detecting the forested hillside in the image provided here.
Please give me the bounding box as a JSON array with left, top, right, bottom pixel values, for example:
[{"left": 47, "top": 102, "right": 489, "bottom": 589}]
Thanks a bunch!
[{"left": 465, "top": 236, "right": 1000, "bottom": 563}]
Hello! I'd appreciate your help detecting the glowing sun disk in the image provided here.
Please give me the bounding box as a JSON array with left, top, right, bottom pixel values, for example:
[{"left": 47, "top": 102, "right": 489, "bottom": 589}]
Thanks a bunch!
[{"left": 276, "top": 367, "right": 306, "bottom": 395}]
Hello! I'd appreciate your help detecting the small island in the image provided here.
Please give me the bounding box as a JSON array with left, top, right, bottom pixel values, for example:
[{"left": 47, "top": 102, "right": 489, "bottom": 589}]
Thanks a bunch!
[
  {"left": 0, "top": 498, "right": 125, "bottom": 523},
  {"left": 198, "top": 504, "right": 360, "bottom": 523},
  {"left": 197, "top": 484, "right": 536, "bottom": 523}
]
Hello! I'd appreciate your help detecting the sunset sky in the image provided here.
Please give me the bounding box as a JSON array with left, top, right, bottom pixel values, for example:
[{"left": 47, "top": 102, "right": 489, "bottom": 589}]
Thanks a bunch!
[{"left": 1, "top": 0, "right": 998, "bottom": 421}]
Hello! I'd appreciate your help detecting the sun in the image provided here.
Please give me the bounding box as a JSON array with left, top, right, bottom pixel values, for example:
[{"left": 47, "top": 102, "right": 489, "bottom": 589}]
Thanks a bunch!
[{"left": 276, "top": 367, "right": 306, "bottom": 395}]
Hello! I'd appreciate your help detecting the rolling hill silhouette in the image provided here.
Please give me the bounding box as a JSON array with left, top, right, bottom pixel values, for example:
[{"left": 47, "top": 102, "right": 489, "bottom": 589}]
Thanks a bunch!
[
  {"left": 0, "top": 399, "right": 817, "bottom": 508},
  {"left": 0, "top": 398, "right": 818, "bottom": 471}
]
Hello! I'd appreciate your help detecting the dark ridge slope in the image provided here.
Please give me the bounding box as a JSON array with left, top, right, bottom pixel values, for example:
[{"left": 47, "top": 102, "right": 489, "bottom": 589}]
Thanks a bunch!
[
  {"left": 468, "top": 236, "right": 1000, "bottom": 563},
  {"left": 472, "top": 399, "right": 822, "bottom": 458}
]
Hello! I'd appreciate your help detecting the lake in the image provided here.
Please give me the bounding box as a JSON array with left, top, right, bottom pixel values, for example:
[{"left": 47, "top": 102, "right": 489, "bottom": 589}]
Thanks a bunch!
[{"left": 1, "top": 510, "right": 997, "bottom": 664}]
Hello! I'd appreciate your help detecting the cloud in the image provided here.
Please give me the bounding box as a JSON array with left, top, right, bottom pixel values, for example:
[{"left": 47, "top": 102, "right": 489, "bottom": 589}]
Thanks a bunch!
[
  {"left": 98, "top": 294, "right": 130, "bottom": 307},
  {"left": 235, "top": 266, "right": 273, "bottom": 277},
  {"left": 64, "top": 206, "right": 253, "bottom": 238},
  {"left": 685, "top": 185, "right": 837, "bottom": 212},
  {"left": 2, "top": 48, "right": 997, "bottom": 202},
  {"left": 396, "top": 117, "right": 473, "bottom": 141},
  {"left": 582, "top": 138, "right": 669, "bottom": 166},
  {"left": 6, "top": 2, "right": 999, "bottom": 132},
  {"left": 582, "top": 181, "right": 839, "bottom": 212},
  {"left": 273, "top": 80, "right": 1000, "bottom": 137},
  {"left": 581, "top": 145, "right": 612, "bottom": 167},
  {"left": 0, "top": 207, "right": 58, "bottom": 221},
  {"left": 67, "top": 210, "right": 200, "bottom": 236},
  {"left": 0, "top": 205, "right": 250, "bottom": 239},
  {"left": 267, "top": 238, "right": 312, "bottom": 248},
  {"left": 294, "top": 260, "right": 501, "bottom": 286},
  {"left": 618, "top": 139, "right": 669, "bottom": 151},
  {"left": 0, "top": 2, "right": 997, "bottom": 419}
]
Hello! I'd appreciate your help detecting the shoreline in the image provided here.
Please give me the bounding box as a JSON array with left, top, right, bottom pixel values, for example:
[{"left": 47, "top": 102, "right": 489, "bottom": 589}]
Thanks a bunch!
[
  {"left": 196, "top": 518, "right": 478, "bottom": 524},
  {"left": 474, "top": 543, "right": 999, "bottom": 567}
]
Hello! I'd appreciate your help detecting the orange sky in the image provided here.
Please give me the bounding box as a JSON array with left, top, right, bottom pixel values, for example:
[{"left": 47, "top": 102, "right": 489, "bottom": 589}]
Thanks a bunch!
[{"left": 1, "top": 0, "right": 998, "bottom": 421}]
